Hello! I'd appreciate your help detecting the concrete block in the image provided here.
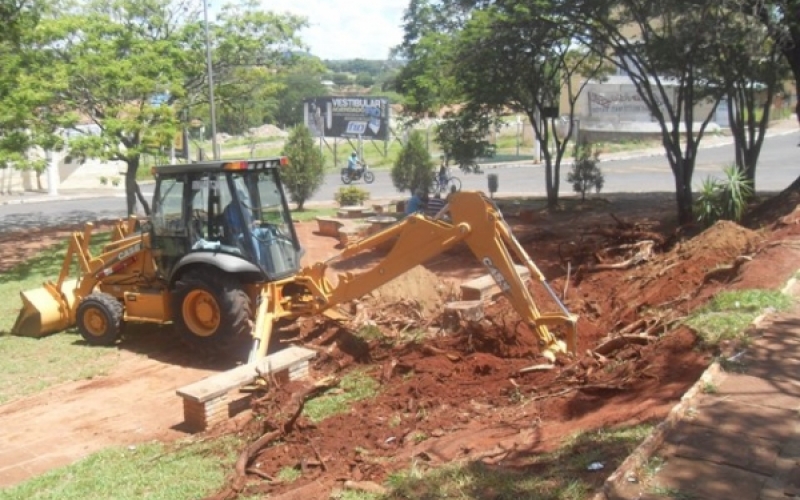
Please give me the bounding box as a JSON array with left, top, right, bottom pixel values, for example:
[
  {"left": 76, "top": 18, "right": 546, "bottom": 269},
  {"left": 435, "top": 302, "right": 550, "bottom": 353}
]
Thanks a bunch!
[{"left": 460, "top": 265, "right": 531, "bottom": 302}]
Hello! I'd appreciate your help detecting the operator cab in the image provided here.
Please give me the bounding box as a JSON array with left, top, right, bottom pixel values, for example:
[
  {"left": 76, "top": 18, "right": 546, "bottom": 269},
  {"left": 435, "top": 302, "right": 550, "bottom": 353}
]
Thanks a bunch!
[{"left": 150, "top": 157, "right": 302, "bottom": 281}]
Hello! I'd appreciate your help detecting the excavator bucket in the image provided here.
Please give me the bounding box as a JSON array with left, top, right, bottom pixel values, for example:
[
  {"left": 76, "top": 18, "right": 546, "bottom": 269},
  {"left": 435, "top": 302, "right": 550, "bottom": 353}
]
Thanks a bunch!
[{"left": 11, "top": 279, "right": 78, "bottom": 338}]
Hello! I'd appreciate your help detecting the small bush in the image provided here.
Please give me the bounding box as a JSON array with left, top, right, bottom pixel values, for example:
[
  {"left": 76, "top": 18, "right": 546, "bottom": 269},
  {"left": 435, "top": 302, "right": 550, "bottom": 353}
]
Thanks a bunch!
[
  {"left": 391, "top": 129, "right": 434, "bottom": 194},
  {"left": 567, "top": 142, "right": 604, "bottom": 201},
  {"left": 334, "top": 186, "right": 370, "bottom": 206},
  {"left": 282, "top": 125, "right": 326, "bottom": 211},
  {"left": 99, "top": 176, "right": 108, "bottom": 185},
  {"left": 694, "top": 164, "right": 753, "bottom": 227}
]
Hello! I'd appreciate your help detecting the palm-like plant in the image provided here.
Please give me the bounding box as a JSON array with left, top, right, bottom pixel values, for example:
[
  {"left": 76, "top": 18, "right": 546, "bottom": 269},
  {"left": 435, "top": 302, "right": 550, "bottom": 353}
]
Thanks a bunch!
[{"left": 694, "top": 164, "right": 753, "bottom": 227}]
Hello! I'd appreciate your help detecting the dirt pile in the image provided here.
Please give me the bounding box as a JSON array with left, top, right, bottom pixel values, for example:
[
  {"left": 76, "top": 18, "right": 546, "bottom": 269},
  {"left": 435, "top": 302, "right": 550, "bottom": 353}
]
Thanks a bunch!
[
  {"left": 567, "top": 219, "right": 763, "bottom": 345},
  {"left": 363, "top": 265, "right": 453, "bottom": 317}
]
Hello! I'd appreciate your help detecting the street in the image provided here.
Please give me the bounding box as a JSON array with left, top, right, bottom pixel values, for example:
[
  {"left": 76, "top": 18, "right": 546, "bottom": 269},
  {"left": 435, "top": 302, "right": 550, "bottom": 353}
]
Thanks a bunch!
[{"left": 0, "top": 129, "right": 797, "bottom": 232}]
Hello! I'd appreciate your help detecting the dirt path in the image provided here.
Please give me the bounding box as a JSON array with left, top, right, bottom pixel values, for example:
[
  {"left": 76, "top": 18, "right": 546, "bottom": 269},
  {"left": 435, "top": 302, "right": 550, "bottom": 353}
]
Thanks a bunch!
[{"left": 1, "top": 193, "right": 800, "bottom": 495}]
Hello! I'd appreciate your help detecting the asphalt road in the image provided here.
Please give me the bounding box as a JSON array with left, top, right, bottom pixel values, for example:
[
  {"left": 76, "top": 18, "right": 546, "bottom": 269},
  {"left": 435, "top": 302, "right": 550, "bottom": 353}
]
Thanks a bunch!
[{"left": 1, "top": 129, "right": 797, "bottom": 232}]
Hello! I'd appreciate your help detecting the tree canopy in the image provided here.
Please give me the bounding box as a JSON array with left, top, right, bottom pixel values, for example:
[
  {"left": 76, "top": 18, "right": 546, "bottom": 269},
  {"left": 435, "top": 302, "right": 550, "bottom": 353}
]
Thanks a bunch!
[{"left": 19, "top": 0, "right": 306, "bottom": 214}]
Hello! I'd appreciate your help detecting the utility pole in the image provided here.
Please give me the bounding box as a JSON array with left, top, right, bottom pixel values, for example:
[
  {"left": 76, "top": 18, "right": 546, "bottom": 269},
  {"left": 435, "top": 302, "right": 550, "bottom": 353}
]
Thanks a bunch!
[{"left": 202, "top": 0, "right": 219, "bottom": 160}]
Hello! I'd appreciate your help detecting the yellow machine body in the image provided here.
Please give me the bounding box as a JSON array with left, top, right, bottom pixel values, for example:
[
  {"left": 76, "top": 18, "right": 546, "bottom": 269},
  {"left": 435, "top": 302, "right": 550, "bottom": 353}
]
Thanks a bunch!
[{"left": 13, "top": 188, "right": 577, "bottom": 362}]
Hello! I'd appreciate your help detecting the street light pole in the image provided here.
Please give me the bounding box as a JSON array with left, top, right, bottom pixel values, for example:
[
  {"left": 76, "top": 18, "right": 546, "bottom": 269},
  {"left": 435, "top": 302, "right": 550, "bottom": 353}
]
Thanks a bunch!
[{"left": 202, "top": 0, "right": 218, "bottom": 160}]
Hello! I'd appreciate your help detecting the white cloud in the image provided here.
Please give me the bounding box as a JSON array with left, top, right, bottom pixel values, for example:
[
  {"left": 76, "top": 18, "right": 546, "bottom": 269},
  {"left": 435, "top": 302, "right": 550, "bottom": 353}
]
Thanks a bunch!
[{"left": 259, "top": 0, "right": 407, "bottom": 60}]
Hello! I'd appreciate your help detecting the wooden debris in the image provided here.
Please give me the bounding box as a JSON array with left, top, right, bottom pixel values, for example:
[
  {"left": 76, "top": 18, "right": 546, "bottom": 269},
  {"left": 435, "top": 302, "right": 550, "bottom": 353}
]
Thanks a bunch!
[
  {"left": 594, "top": 335, "right": 653, "bottom": 356},
  {"left": 343, "top": 480, "right": 389, "bottom": 495},
  {"left": 591, "top": 225, "right": 665, "bottom": 245},
  {"left": 518, "top": 363, "right": 555, "bottom": 374},
  {"left": 206, "top": 376, "right": 339, "bottom": 500},
  {"left": 589, "top": 241, "right": 655, "bottom": 271},
  {"left": 703, "top": 255, "right": 753, "bottom": 283},
  {"left": 421, "top": 344, "right": 460, "bottom": 360}
]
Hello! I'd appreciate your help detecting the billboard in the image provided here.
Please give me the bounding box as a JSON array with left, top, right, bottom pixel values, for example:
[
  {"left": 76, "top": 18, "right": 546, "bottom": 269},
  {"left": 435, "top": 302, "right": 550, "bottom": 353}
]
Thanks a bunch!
[{"left": 303, "top": 96, "right": 390, "bottom": 140}]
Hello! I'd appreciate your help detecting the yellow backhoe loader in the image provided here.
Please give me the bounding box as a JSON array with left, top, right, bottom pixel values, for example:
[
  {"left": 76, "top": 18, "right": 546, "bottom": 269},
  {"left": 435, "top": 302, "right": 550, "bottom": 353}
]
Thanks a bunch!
[{"left": 12, "top": 157, "right": 577, "bottom": 362}]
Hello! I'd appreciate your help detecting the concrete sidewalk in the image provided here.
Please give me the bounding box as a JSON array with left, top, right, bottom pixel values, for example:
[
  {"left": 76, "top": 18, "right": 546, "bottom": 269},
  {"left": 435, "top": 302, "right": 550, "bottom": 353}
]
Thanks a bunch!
[{"left": 596, "top": 281, "right": 800, "bottom": 500}]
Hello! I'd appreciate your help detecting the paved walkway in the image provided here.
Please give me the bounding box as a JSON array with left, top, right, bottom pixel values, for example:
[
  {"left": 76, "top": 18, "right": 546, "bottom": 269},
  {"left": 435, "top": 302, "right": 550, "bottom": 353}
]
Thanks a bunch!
[{"left": 596, "top": 280, "right": 800, "bottom": 500}]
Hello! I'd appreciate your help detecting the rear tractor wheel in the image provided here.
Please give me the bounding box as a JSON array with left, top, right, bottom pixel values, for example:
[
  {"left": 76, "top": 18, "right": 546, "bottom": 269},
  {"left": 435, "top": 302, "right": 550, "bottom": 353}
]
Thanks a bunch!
[{"left": 76, "top": 292, "right": 124, "bottom": 346}]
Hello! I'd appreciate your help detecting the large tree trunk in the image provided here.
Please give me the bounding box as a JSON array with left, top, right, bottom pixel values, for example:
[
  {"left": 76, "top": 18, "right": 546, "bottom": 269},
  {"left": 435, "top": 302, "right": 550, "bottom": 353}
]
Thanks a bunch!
[
  {"left": 124, "top": 160, "right": 137, "bottom": 216},
  {"left": 545, "top": 161, "right": 558, "bottom": 208},
  {"left": 673, "top": 157, "right": 695, "bottom": 226}
]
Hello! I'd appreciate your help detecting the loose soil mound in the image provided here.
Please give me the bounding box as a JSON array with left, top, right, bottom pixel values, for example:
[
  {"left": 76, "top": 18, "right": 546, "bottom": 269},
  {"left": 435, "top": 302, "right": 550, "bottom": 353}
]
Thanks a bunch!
[{"left": 362, "top": 265, "right": 453, "bottom": 317}]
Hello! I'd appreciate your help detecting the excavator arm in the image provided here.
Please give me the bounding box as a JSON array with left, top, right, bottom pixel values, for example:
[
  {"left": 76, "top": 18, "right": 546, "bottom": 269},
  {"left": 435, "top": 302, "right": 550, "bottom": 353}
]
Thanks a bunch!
[{"left": 263, "top": 191, "right": 577, "bottom": 362}]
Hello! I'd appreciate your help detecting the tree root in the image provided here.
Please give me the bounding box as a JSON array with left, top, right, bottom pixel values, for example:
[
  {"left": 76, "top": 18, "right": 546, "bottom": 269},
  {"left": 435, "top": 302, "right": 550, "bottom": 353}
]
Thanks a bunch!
[{"left": 204, "top": 376, "right": 339, "bottom": 500}]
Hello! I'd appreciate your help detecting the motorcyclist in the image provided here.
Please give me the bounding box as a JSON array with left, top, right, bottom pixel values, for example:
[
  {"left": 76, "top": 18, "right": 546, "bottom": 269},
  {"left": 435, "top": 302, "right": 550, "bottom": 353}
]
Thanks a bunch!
[{"left": 347, "top": 152, "right": 360, "bottom": 179}]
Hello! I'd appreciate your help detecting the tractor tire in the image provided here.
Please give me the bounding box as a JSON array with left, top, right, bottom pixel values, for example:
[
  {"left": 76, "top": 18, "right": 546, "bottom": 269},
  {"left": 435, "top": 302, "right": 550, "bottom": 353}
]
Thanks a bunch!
[
  {"left": 171, "top": 268, "right": 252, "bottom": 349},
  {"left": 76, "top": 292, "right": 124, "bottom": 346}
]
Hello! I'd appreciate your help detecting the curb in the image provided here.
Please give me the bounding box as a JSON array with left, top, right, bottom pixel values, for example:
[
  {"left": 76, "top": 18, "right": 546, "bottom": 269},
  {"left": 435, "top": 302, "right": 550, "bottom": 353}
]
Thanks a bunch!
[
  {"left": 591, "top": 275, "right": 798, "bottom": 499},
  {"left": 591, "top": 363, "right": 724, "bottom": 499}
]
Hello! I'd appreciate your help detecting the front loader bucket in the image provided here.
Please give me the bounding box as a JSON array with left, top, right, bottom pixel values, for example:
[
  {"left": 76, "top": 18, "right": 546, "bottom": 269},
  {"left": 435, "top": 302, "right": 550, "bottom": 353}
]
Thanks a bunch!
[{"left": 11, "top": 279, "right": 78, "bottom": 338}]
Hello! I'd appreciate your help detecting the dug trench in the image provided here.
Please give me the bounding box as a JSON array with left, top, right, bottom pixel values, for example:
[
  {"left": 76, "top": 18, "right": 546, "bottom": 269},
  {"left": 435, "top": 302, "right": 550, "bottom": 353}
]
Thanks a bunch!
[
  {"left": 202, "top": 191, "right": 800, "bottom": 499},
  {"left": 2, "top": 191, "right": 800, "bottom": 497}
]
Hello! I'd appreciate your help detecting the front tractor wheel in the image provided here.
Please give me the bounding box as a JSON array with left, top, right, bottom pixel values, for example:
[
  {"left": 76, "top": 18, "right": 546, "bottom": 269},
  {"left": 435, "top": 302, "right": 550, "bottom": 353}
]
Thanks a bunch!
[
  {"left": 171, "top": 269, "right": 252, "bottom": 349},
  {"left": 76, "top": 292, "right": 124, "bottom": 346}
]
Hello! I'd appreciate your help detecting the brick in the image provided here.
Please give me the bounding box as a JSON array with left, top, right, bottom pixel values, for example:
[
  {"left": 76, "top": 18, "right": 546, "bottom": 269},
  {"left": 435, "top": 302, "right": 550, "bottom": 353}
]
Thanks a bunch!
[{"left": 177, "top": 347, "right": 317, "bottom": 432}]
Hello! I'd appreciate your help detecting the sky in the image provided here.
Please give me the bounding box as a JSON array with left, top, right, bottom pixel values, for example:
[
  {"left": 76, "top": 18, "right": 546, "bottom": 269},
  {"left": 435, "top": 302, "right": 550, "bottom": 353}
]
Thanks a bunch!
[{"left": 259, "top": 0, "right": 409, "bottom": 60}]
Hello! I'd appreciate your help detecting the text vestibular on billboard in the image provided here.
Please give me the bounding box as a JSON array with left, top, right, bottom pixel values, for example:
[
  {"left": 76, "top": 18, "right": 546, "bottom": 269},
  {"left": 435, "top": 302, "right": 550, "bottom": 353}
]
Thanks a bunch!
[{"left": 303, "top": 97, "right": 390, "bottom": 140}]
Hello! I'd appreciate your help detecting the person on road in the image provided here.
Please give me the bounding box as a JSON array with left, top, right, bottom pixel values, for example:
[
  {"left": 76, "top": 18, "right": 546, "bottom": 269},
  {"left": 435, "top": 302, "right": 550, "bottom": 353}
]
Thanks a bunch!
[
  {"left": 347, "top": 152, "right": 360, "bottom": 179},
  {"left": 438, "top": 158, "right": 448, "bottom": 192}
]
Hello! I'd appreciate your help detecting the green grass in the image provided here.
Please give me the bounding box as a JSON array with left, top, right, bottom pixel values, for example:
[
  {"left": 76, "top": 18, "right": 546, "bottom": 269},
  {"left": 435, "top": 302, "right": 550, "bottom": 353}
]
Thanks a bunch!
[
  {"left": 290, "top": 206, "right": 338, "bottom": 221},
  {"left": 0, "top": 231, "right": 121, "bottom": 404},
  {"left": 0, "top": 437, "right": 243, "bottom": 500},
  {"left": 303, "top": 369, "right": 380, "bottom": 423},
  {"left": 381, "top": 424, "right": 654, "bottom": 499},
  {"left": 685, "top": 289, "right": 793, "bottom": 347}
]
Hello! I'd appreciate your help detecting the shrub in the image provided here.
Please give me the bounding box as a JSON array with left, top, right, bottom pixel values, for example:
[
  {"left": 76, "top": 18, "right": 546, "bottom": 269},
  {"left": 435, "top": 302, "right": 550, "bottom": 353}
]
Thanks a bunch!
[
  {"left": 567, "top": 142, "right": 604, "bottom": 201},
  {"left": 281, "top": 125, "right": 326, "bottom": 210},
  {"left": 335, "top": 186, "right": 370, "bottom": 206},
  {"left": 694, "top": 164, "right": 753, "bottom": 227},
  {"left": 391, "top": 130, "right": 434, "bottom": 194}
]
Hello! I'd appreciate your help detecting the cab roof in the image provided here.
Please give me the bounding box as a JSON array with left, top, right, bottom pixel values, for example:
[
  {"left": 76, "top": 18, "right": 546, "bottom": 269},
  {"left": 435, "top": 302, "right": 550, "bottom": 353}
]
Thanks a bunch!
[{"left": 152, "top": 157, "right": 287, "bottom": 177}]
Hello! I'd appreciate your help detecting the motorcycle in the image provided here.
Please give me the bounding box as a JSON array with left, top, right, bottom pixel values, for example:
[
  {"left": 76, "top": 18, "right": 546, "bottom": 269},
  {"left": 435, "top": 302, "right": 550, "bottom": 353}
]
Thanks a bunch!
[{"left": 340, "top": 162, "right": 375, "bottom": 184}]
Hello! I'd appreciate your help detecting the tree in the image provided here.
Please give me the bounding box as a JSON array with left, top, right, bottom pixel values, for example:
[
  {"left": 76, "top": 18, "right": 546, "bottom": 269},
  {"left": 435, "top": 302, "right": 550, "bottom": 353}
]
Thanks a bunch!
[
  {"left": 331, "top": 73, "right": 352, "bottom": 86},
  {"left": 281, "top": 125, "right": 325, "bottom": 210},
  {"left": 272, "top": 57, "right": 329, "bottom": 128},
  {"left": 452, "top": 2, "right": 605, "bottom": 208},
  {"left": 391, "top": 129, "right": 434, "bottom": 194},
  {"left": 568, "top": 0, "right": 728, "bottom": 224},
  {"left": 706, "top": 7, "right": 789, "bottom": 190},
  {"left": 434, "top": 108, "right": 495, "bottom": 173},
  {"left": 392, "top": 0, "right": 471, "bottom": 117},
  {"left": 567, "top": 143, "right": 604, "bottom": 201},
  {"left": 34, "top": 0, "right": 305, "bottom": 215},
  {"left": 0, "top": 0, "right": 61, "bottom": 183},
  {"left": 193, "top": 1, "right": 307, "bottom": 137}
]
